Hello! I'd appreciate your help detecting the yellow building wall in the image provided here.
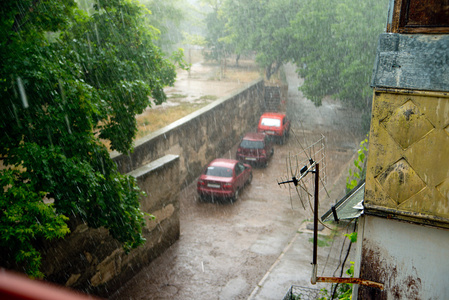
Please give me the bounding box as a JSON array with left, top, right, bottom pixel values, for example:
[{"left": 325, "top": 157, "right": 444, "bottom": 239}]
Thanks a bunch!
[{"left": 365, "top": 88, "right": 449, "bottom": 226}]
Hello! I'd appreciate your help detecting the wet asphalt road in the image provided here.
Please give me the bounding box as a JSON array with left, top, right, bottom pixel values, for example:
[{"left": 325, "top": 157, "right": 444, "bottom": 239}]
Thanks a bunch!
[{"left": 110, "top": 63, "right": 365, "bottom": 300}]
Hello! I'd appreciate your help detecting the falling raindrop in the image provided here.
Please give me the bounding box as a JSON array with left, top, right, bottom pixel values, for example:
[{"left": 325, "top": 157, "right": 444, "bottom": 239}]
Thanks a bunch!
[
  {"left": 47, "top": 126, "right": 54, "bottom": 147},
  {"left": 120, "top": 10, "right": 125, "bottom": 27},
  {"left": 94, "top": 23, "right": 100, "bottom": 45},
  {"left": 16, "top": 77, "right": 28, "bottom": 108},
  {"left": 99, "top": 157, "right": 105, "bottom": 175},
  {"left": 87, "top": 33, "right": 92, "bottom": 53},
  {"left": 65, "top": 115, "right": 72, "bottom": 134},
  {"left": 58, "top": 79, "right": 66, "bottom": 104}
]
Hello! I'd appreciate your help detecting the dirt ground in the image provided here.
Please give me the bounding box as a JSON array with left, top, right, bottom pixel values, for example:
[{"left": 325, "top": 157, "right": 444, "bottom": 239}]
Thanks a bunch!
[{"left": 110, "top": 62, "right": 366, "bottom": 299}]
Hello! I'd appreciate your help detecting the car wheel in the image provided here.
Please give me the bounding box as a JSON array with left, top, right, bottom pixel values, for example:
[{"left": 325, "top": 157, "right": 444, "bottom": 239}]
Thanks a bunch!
[
  {"left": 280, "top": 134, "right": 285, "bottom": 145},
  {"left": 198, "top": 194, "right": 206, "bottom": 202},
  {"left": 247, "top": 173, "right": 253, "bottom": 184},
  {"left": 233, "top": 189, "right": 239, "bottom": 202}
]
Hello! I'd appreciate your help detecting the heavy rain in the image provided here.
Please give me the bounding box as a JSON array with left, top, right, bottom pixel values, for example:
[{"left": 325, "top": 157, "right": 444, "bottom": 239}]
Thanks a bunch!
[{"left": 1, "top": 0, "right": 388, "bottom": 299}]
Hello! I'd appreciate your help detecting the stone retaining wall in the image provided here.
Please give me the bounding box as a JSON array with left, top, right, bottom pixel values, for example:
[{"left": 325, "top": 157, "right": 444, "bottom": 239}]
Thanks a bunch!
[
  {"left": 111, "top": 78, "right": 265, "bottom": 187},
  {"left": 264, "top": 84, "right": 288, "bottom": 112}
]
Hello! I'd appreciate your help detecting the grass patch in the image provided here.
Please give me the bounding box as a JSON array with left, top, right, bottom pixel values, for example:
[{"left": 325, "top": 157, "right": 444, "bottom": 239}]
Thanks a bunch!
[
  {"left": 309, "top": 234, "right": 333, "bottom": 247},
  {"left": 169, "top": 94, "right": 188, "bottom": 99},
  {"left": 135, "top": 102, "right": 210, "bottom": 139},
  {"left": 198, "top": 95, "right": 218, "bottom": 101}
]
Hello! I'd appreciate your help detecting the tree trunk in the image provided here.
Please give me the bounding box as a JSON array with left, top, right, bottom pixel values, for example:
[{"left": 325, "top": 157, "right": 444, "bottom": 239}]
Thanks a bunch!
[
  {"left": 265, "top": 61, "right": 282, "bottom": 80},
  {"left": 266, "top": 65, "right": 273, "bottom": 80}
]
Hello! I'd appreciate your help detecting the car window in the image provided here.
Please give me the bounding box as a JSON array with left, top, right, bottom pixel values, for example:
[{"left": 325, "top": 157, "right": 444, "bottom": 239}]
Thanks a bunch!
[
  {"left": 261, "top": 118, "right": 281, "bottom": 127},
  {"left": 235, "top": 163, "right": 245, "bottom": 176},
  {"left": 240, "top": 140, "right": 264, "bottom": 149},
  {"left": 205, "top": 166, "right": 233, "bottom": 177}
]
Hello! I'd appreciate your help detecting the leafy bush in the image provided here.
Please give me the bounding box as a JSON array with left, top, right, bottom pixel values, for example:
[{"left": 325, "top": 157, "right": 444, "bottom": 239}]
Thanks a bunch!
[{"left": 346, "top": 137, "right": 368, "bottom": 192}]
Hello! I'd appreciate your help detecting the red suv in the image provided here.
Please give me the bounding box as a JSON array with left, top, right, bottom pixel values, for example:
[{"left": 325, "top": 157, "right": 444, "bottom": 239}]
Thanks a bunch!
[
  {"left": 257, "top": 112, "right": 290, "bottom": 144},
  {"left": 236, "top": 132, "right": 274, "bottom": 167}
]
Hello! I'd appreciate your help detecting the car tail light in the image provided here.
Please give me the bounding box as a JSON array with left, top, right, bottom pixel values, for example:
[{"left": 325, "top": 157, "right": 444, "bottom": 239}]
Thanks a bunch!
[
  {"left": 198, "top": 180, "right": 205, "bottom": 186},
  {"left": 222, "top": 183, "right": 232, "bottom": 189}
]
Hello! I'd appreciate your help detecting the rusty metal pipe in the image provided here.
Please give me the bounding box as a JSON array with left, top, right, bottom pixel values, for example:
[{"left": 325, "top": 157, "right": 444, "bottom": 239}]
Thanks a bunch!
[{"left": 316, "top": 276, "right": 384, "bottom": 290}]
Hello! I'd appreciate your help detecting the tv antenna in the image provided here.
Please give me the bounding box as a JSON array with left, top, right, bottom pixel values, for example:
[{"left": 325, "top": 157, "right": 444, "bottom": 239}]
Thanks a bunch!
[
  {"left": 277, "top": 129, "right": 328, "bottom": 211},
  {"left": 277, "top": 126, "right": 384, "bottom": 290}
]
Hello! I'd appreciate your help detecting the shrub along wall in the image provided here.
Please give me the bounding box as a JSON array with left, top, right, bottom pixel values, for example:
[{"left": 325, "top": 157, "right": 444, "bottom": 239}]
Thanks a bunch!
[{"left": 40, "top": 155, "right": 180, "bottom": 297}]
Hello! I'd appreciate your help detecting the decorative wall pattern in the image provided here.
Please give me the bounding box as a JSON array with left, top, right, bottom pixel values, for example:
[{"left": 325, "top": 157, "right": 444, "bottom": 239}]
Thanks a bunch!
[{"left": 365, "top": 89, "right": 449, "bottom": 224}]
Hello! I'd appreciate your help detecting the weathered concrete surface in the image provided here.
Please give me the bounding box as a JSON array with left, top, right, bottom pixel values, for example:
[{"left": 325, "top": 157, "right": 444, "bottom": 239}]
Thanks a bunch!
[{"left": 372, "top": 33, "right": 449, "bottom": 91}]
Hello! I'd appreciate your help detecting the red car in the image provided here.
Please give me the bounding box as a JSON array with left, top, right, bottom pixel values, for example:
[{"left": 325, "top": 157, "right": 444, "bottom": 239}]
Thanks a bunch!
[
  {"left": 197, "top": 158, "right": 252, "bottom": 202},
  {"left": 257, "top": 112, "right": 290, "bottom": 144},
  {"left": 236, "top": 132, "right": 274, "bottom": 167}
]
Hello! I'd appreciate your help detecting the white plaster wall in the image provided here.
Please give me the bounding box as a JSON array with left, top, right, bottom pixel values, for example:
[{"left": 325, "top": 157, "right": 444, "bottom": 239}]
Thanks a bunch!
[{"left": 356, "top": 215, "right": 449, "bottom": 299}]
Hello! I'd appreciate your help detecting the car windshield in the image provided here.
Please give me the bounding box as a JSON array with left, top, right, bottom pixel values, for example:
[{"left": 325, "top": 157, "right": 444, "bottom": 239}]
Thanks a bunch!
[
  {"left": 240, "top": 140, "right": 264, "bottom": 149},
  {"left": 205, "top": 166, "right": 233, "bottom": 177},
  {"left": 261, "top": 117, "right": 281, "bottom": 127}
]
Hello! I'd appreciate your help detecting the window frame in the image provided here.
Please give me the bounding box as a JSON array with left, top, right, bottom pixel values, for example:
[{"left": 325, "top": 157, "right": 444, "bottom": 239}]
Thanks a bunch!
[{"left": 390, "top": 0, "right": 449, "bottom": 34}]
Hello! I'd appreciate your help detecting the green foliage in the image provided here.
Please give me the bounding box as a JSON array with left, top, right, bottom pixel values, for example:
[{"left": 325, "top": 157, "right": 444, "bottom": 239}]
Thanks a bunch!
[
  {"left": 215, "top": 0, "right": 387, "bottom": 112},
  {"left": 201, "top": 0, "right": 233, "bottom": 63},
  {"left": 309, "top": 234, "right": 332, "bottom": 247},
  {"left": 333, "top": 234, "right": 357, "bottom": 300},
  {"left": 346, "top": 137, "right": 368, "bottom": 192},
  {"left": 333, "top": 261, "right": 355, "bottom": 300},
  {"left": 140, "top": 0, "right": 186, "bottom": 52},
  {"left": 344, "top": 232, "right": 357, "bottom": 243},
  {"left": 317, "top": 232, "right": 357, "bottom": 300},
  {"left": 183, "top": 32, "right": 207, "bottom": 47},
  {"left": 0, "top": 169, "right": 70, "bottom": 278},
  {"left": 0, "top": 0, "right": 181, "bottom": 277},
  {"left": 291, "top": 0, "right": 387, "bottom": 112},
  {"left": 222, "top": 0, "right": 299, "bottom": 79}
]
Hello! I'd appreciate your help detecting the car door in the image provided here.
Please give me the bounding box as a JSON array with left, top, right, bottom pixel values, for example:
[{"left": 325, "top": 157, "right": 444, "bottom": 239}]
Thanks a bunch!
[{"left": 234, "top": 163, "right": 245, "bottom": 190}]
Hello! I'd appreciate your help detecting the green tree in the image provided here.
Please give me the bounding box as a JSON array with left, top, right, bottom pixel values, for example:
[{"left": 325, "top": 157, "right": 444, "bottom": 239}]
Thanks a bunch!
[
  {"left": 223, "top": 0, "right": 300, "bottom": 79},
  {"left": 216, "top": 0, "right": 385, "bottom": 121},
  {"left": 291, "top": 0, "right": 387, "bottom": 127},
  {"left": 141, "top": 0, "right": 186, "bottom": 52},
  {"left": 201, "top": 0, "right": 235, "bottom": 74},
  {"left": 0, "top": 0, "right": 180, "bottom": 277}
]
